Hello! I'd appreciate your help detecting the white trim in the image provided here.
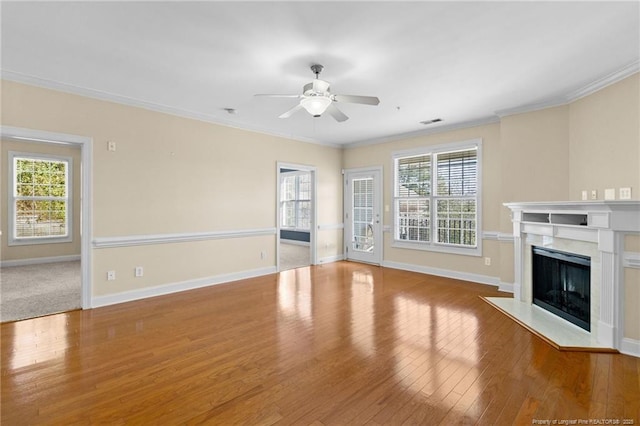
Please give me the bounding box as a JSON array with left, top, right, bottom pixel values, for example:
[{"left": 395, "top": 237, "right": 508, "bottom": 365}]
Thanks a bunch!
[
  {"left": 280, "top": 239, "right": 310, "bottom": 247},
  {"left": 1, "top": 254, "right": 80, "bottom": 268},
  {"left": 382, "top": 260, "right": 500, "bottom": 288},
  {"left": 565, "top": 60, "right": 639, "bottom": 103},
  {"left": 496, "top": 62, "right": 639, "bottom": 118},
  {"left": 91, "top": 266, "right": 276, "bottom": 308},
  {"left": 624, "top": 251, "right": 640, "bottom": 269},
  {"left": 318, "top": 254, "right": 345, "bottom": 264},
  {"left": 499, "top": 281, "right": 515, "bottom": 293},
  {"left": 391, "top": 240, "right": 483, "bottom": 256},
  {"left": 482, "top": 231, "right": 515, "bottom": 242},
  {"left": 347, "top": 116, "right": 500, "bottom": 148},
  {"left": 93, "top": 227, "right": 277, "bottom": 249},
  {"left": 620, "top": 337, "right": 640, "bottom": 358},
  {"left": 318, "top": 223, "right": 344, "bottom": 230},
  {"left": 1, "top": 126, "right": 93, "bottom": 310}
]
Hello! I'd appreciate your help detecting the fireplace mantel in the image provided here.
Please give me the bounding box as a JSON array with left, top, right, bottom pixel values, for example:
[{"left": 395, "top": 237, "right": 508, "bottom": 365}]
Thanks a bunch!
[{"left": 503, "top": 200, "right": 640, "bottom": 355}]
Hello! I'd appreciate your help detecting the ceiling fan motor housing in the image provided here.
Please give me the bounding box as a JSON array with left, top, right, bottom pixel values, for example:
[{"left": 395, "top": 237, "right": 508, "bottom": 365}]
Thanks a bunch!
[{"left": 303, "top": 79, "right": 330, "bottom": 96}]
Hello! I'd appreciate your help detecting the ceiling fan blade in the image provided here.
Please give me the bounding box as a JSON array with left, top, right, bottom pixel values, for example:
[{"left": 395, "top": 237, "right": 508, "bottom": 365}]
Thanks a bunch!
[
  {"left": 254, "top": 94, "right": 301, "bottom": 98},
  {"left": 325, "top": 103, "right": 349, "bottom": 122},
  {"left": 332, "top": 94, "right": 380, "bottom": 105},
  {"left": 278, "top": 104, "right": 304, "bottom": 119}
]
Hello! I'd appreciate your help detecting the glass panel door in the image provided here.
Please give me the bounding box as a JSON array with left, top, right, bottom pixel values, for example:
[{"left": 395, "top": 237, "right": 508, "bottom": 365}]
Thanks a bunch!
[{"left": 344, "top": 168, "right": 382, "bottom": 265}]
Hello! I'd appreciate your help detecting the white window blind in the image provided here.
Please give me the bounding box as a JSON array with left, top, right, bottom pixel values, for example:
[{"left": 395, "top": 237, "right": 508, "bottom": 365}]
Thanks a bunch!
[{"left": 435, "top": 148, "right": 478, "bottom": 247}]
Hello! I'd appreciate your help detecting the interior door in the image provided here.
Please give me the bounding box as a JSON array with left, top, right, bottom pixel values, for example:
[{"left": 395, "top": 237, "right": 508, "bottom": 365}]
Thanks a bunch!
[{"left": 344, "top": 168, "right": 382, "bottom": 265}]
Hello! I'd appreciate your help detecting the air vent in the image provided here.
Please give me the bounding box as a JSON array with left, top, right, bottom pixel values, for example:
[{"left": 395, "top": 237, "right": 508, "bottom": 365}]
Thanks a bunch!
[{"left": 420, "top": 118, "right": 442, "bottom": 125}]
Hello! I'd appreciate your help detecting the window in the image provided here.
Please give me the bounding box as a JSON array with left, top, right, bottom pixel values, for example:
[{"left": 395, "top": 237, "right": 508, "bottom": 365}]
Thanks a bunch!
[
  {"left": 9, "top": 152, "right": 72, "bottom": 245},
  {"left": 393, "top": 140, "right": 481, "bottom": 255},
  {"left": 280, "top": 171, "right": 311, "bottom": 231}
]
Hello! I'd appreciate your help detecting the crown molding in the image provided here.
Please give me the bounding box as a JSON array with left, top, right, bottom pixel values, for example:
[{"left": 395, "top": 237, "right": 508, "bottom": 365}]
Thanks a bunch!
[
  {"left": 345, "top": 116, "right": 500, "bottom": 149},
  {"left": 495, "top": 60, "right": 639, "bottom": 118},
  {"left": 0, "top": 70, "right": 343, "bottom": 149},
  {"left": 565, "top": 59, "right": 639, "bottom": 102},
  {"left": 3, "top": 59, "right": 638, "bottom": 149}
]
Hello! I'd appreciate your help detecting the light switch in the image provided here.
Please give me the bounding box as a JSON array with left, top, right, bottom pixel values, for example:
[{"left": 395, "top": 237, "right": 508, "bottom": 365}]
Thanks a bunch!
[
  {"left": 604, "top": 188, "right": 615, "bottom": 200},
  {"left": 620, "top": 187, "right": 632, "bottom": 200}
]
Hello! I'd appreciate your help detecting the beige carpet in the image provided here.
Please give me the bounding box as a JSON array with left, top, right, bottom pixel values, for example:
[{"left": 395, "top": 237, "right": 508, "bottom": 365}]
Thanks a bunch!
[
  {"left": 280, "top": 242, "right": 310, "bottom": 271},
  {"left": 0, "top": 260, "right": 81, "bottom": 322}
]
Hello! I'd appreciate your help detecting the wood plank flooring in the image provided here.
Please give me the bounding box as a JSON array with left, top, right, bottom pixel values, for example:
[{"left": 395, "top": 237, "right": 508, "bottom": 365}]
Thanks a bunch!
[{"left": 2, "top": 261, "right": 639, "bottom": 424}]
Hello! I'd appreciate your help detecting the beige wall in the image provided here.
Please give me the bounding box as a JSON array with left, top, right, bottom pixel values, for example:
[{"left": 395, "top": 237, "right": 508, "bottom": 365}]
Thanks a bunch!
[
  {"left": 569, "top": 73, "right": 640, "bottom": 200},
  {"left": 344, "top": 123, "right": 504, "bottom": 281},
  {"left": 1, "top": 139, "right": 81, "bottom": 261},
  {"left": 1, "top": 73, "right": 638, "bottom": 340},
  {"left": 1, "top": 80, "right": 343, "bottom": 297}
]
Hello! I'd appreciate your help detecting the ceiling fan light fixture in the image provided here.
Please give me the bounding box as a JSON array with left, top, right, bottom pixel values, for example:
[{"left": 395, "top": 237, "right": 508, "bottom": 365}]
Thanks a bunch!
[{"left": 301, "top": 96, "right": 331, "bottom": 117}]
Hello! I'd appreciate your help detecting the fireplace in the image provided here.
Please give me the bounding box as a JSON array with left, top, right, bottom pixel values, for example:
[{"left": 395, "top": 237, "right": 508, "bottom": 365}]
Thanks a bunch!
[
  {"left": 503, "top": 200, "right": 640, "bottom": 356},
  {"left": 532, "top": 246, "right": 591, "bottom": 331}
]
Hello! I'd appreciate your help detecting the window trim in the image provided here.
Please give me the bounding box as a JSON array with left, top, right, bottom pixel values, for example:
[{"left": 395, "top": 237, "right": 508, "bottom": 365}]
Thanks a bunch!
[
  {"left": 391, "top": 139, "right": 482, "bottom": 257},
  {"left": 8, "top": 151, "right": 73, "bottom": 246}
]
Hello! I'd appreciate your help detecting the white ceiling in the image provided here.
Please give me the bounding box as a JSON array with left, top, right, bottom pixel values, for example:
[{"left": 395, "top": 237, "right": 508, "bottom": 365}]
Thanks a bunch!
[{"left": 2, "top": 1, "right": 639, "bottom": 146}]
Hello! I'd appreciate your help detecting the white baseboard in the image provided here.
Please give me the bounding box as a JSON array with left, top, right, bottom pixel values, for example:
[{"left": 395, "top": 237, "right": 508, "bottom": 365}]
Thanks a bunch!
[
  {"left": 382, "top": 260, "right": 500, "bottom": 287},
  {"left": 91, "top": 266, "right": 277, "bottom": 308},
  {"left": 620, "top": 337, "right": 640, "bottom": 358},
  {"left": 498, "top": 281, "right": 515, "bottom": 293},
  {"left": 1, "top": 254, "right": 80, "bottom": 268},
  {"left": 318, "top": 254, "right": 345, "bottom": 264}
]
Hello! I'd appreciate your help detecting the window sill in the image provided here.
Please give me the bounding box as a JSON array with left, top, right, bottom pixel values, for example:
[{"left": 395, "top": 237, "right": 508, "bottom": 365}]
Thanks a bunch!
[
  {"left": 8, "top": 236, "right": 72, "bottom": 246},
  {"left": 392, "top": 240, "right": 482, "bottom": 257}
]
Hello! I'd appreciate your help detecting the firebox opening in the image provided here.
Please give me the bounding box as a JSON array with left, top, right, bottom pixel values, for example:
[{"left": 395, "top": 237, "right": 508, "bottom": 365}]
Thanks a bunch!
[{"left": 532, "top": 246, "right": 591, "bottom": 332}]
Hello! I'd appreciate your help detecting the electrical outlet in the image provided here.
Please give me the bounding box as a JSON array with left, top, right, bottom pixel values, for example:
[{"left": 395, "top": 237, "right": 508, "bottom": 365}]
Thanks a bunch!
[
  {"left": 581, "top": 190, "right": 588, "bottom": 201},
  {"left": 107, "top": 270, "right": 116, "bottom": 281},
  {"left": 260, "top": 251, "right": 266, "bottom": 260},
  {"left": 591, "top": 190, "right": 597, "bottom": 200},
  {"left": 135, "top": 266, "right": 144, "bottom": 277},
  {"left": 604, "top": 188, "right": 615, "bottom": 200},
  {"left": 619, "top": 187, "right": 632, "bottom": 200},
  {"left": 484, "top": 257, "right": 491, "bottom": 266},
  {"left": 107, "top": 141, "right": 117, "bottom": 152}
]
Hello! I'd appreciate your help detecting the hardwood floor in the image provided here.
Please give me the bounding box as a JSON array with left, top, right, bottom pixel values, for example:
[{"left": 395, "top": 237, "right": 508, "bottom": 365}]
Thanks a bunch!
[{"left": 2, "top": 261, "right": 639, "bottom": 425}]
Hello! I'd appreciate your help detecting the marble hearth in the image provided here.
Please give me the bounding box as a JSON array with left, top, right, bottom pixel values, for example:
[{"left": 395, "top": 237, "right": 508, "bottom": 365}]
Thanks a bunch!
[{"left": 497, "top": 201, "right": 640, "bottom": 354}]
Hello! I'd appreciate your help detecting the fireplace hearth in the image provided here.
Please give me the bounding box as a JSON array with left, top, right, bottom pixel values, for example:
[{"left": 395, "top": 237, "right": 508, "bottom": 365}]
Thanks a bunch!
[{"left": 532, "top": 246, "right": 591, "bottom": 331}]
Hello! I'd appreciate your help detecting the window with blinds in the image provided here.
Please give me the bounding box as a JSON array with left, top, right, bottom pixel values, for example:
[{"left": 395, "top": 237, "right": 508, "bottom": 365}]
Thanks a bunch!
[{"left": 393, "top": 141, "right": 481, "bottom": 255}]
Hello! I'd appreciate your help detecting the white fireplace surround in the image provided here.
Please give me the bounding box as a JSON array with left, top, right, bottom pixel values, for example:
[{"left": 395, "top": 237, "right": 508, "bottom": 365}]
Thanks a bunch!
[{"left": 504, "top": 201, "right": 640, "bottom": 354}]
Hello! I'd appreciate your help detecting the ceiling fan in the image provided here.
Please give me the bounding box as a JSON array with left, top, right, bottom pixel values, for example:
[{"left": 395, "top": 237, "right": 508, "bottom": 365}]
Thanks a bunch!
[{"left": 255, "top": 64, "right": 380, "bottom": 122}]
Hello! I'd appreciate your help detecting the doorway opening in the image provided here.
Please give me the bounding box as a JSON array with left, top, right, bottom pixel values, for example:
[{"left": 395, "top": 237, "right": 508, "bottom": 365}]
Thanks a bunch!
[
  {"left": 277, "top": 163, "right": 317, "bottom": 271},
  {"left": 0, "top": 126, "right": 92, "bottom": 321}
]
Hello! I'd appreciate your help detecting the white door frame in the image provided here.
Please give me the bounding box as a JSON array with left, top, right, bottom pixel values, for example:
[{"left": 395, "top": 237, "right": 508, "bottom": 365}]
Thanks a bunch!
[
  {"left": 1, "top": 126, "right": 93, "bottom": 309},
  {"left": 276, "top": 162, "right": 317, "bottom": 271},
  {"left": 344, "top": 166, "right": 383, "bottom": 265}
]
